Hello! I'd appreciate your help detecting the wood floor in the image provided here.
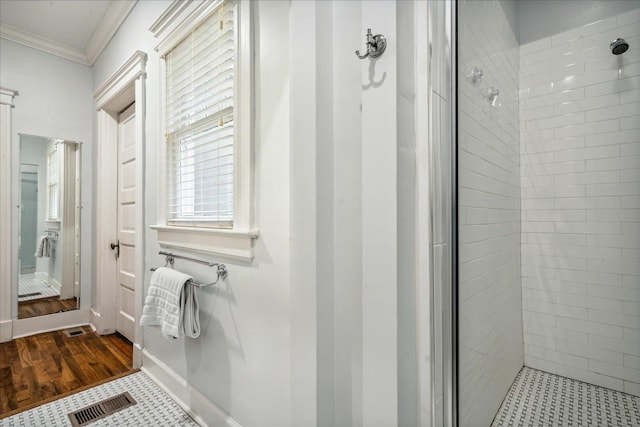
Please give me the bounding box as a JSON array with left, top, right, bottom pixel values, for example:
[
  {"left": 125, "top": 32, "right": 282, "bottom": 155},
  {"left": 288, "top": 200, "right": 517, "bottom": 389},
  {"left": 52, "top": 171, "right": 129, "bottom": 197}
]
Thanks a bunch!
[
  {"left": 18, "top": 297, "right": 78, "bottom": 319},
  {"left": 0, "top": 326, "right": 134, "bottom": 417}
]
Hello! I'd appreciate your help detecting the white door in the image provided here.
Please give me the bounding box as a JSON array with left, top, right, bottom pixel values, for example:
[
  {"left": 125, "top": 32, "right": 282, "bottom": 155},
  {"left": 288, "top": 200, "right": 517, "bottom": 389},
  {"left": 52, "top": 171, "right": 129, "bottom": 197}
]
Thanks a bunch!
[{"left": 116, "top": 103, "right": 136, "bottom": 341}]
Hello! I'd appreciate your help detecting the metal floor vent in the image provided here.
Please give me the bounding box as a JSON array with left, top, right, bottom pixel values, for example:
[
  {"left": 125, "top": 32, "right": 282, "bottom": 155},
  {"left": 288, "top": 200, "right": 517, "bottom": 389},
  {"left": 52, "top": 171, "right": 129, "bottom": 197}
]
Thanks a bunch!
[
  {"left": 68, "top": 392, "right": 137, "bottom": 426},
  {"left": 64, "top": 327, "right": 87, "bottom": 338},
  {"left": 18, "top": 292, "right": 42, "bottom": 298}
]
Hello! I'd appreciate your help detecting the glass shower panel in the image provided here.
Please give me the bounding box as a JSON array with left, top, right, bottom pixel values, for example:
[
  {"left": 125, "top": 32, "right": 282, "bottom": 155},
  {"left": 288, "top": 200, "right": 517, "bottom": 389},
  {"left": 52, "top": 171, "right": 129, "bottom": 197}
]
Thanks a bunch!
[{"left": 456, "top": 0, "right": 523, "bottom": 426}]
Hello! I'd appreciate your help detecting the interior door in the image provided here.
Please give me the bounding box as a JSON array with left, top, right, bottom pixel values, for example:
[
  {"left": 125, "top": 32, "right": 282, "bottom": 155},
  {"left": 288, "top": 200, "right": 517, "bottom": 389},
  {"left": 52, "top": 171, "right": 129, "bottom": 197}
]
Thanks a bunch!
[{"left": 116, "top": 103, "right": 136, "bottom": 341}]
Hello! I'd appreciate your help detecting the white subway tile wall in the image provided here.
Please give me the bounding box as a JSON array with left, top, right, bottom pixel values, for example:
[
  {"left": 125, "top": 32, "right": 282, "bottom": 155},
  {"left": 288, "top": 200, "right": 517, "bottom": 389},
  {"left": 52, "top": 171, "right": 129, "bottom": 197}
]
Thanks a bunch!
[
  {"left": 458, "top": 1, "right": 523, "bottom": 425},
  {"left": 520, "top": 8, "right": 640, "bottom": 397}
]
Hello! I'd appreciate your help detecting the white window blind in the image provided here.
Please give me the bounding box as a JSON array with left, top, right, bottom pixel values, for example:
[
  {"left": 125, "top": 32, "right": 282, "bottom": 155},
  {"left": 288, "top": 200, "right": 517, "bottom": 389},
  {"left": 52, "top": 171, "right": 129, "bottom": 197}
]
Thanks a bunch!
[{"left": 165, "top": 0, "right": 235, "bottom": 226}]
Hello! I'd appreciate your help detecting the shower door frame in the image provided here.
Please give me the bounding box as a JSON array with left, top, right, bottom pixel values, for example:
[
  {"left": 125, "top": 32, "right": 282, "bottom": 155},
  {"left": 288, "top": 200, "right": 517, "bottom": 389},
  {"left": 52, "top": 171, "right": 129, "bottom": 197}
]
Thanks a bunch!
[{"left": 424, "top": 0, "right": 458, "bottom": 425}]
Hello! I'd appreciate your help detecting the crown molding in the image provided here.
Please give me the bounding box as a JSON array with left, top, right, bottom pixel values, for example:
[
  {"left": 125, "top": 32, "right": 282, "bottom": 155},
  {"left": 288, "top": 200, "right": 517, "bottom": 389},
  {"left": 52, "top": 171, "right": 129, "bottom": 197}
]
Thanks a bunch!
[
  {"left": 85, "top": 0, "right": 137, "bottom": 65},
  {"left": 149, "top": 0, "right": 194, "bottom": 38},
  {"left": 0, "top": 0, "right": 136, "bottom": 66},
  {"left": 0, "top": 23, "right": 90, "bottom": 65}
]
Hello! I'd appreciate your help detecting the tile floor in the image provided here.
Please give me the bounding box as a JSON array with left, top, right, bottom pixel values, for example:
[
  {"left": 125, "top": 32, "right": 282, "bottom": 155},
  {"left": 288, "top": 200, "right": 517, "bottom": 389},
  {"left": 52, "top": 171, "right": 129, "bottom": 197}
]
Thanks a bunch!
[
  {"left": 4, "top": 364, "right": 638, "bottom": 426},
  {"left": 18, "top": 273, "right": 59, "bottom": 302},
  {"left": 492, "top": 366, "right": 640, "bottom": 427},
  {"left": 0, "top": 372, "right": 198, "bottom": 426}
]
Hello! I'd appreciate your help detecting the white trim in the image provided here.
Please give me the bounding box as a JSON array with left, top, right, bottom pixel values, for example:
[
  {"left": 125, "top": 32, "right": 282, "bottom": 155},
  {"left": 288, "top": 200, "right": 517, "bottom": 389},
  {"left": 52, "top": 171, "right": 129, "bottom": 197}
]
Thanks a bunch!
[
  {"left": 94, "top": 50, "right": 147, "bottom": 354},
  {"left": 133, "top": 343, "right": 143, "bottom": 369},
  {"left": 90, "top": 308, "right": 115, "bottom": 335},
  {"left": 0, "top": 87, "right": 19, "bottom": 105},
  {"left": 0, "top": 87, "right": 17, "bottom": 343},
  {"left": 154, "top": 0, "right": 224, "bottom": 56},
  {"left": 0, "top": 2, "right": 135, "bottom": 66},
  {"left": 0, "top": 23, "right": 90, "bottom": 65},
  {"left": 142, "top": 349, "right": 242, "bottom": 427},
  {"left": 84, "top": 0, "right": 137, "bottom": 64},
  {"left": 152, "top": 0, "right": 256, "bottom": 256},
  {"left": 12, "top": 308, "right": 90, "bottom": 339},
  {"left": 94, "top": 51, "right": 147, "bottom": 112},
  {"left": 133, "top": 74, "right": 147, "bottom": 351},
  {"left": 415, "top": 1, "right": 433, "bottom": 425},
  {"left": 151, "top": 225, "right": 258, "bottom": 262},
  {"left": 0, "top": 320, "right": 12, "bottom": 343},
  {"left": 60, "top": 143, "right": 79, "bottom": 300},
  {"left": 149, "top": 0, "right": 194, "bottom": 38}
]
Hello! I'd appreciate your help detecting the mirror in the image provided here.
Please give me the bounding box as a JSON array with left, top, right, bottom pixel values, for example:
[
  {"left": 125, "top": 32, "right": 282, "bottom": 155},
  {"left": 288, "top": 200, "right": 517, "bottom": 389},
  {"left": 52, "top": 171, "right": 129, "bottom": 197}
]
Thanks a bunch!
[{"left": 17, "top": 134, "right": 81, "bottom": 319}]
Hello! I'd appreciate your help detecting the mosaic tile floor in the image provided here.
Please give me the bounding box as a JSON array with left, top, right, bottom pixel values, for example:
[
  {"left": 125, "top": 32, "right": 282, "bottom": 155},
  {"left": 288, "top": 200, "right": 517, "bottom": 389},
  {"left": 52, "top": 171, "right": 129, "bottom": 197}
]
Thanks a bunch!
[
  {"left": 1, "top": 372, "right": 199, "bottom": 426},
  {"left": 18, "top": 273, "right": 59, "bottom": 302},
  {"left": 492, "top": 367, "right": 640, "bottom": 427}
]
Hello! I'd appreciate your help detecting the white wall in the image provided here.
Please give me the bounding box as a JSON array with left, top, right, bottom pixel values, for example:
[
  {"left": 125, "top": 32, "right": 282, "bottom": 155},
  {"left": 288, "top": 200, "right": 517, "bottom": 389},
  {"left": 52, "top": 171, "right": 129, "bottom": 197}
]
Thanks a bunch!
[
  {"left": 458, "top": 0, "right": 523, "bottom": 425},
  {"left": 517, "top": 0, "right": 640, "bottom": 45},
  {"left": 0, "top": 38, "right": 93, "bottom": 317},
  {"left": 520, "top": 7, "right": 640, "bottom": 397},
  {"left": 93, "top": 0, "right": 411, "bottom": 425},
  {"left": 94, "top": 1, "right": 293, "bottom": 424}
]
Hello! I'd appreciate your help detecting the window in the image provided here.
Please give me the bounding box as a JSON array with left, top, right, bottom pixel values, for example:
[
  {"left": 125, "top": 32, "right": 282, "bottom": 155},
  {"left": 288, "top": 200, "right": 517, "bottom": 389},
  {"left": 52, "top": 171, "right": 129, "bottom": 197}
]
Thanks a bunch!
[
  {"left": 151, "top": 0, "right": 256, "bottom": 260},
  {"left": 46, "top": 143, "right": 60, "bottom": 220},
  {"left": 165, "top": 0, "right": 235, "bottom": 228}
]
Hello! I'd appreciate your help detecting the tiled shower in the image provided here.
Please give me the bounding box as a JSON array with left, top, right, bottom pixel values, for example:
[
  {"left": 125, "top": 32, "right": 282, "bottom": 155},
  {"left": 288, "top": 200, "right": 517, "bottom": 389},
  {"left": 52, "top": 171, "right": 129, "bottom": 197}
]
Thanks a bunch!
[{"left": 457, "top": 1, "right": 640, "bottom": 426}]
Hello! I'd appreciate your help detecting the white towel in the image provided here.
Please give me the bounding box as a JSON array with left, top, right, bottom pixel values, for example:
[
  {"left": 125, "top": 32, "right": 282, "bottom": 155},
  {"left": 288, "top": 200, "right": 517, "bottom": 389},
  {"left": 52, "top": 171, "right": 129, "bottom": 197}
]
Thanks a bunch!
[
  {"left": 35, "top": 236, "right": 50, "bottom": 258},
  {"left": 140, "top": 267, "right": 200, "bottom": 341}
]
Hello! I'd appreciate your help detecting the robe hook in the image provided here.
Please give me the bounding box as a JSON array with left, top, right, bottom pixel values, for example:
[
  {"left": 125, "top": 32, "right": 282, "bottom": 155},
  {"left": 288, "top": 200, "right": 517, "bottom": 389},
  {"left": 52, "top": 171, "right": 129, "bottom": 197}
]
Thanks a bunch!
[{"left": 356, "top": 28, "right": 386, "bottom": 59}]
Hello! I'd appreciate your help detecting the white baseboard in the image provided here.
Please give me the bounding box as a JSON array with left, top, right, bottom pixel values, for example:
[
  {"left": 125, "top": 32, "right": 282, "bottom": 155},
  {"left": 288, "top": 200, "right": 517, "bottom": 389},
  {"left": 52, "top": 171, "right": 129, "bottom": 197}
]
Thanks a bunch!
[
  {"left": 90, "top": 308, "right": 101, "bottom": 330},
  {"left": 90, "top": 308, "right": 115, "bottom": 335},
  {"left": 141, "top": 349, "right": 241, "bottom": 427},
  {"left": 12, "top": 308, "right": 90, "bottom": 338},
  {"left": 0, "top": 319, "right": 12, "bottom": 343},
  {"left": 133, "top": 343, "right": 143, "bottom": 369}
]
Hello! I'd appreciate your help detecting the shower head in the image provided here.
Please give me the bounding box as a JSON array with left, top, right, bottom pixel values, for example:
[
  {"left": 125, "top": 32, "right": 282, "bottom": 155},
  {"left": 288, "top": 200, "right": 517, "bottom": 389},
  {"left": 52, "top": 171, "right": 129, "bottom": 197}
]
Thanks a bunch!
[{"left": 610, "top": 38, "right": 629, "bottom": 55}]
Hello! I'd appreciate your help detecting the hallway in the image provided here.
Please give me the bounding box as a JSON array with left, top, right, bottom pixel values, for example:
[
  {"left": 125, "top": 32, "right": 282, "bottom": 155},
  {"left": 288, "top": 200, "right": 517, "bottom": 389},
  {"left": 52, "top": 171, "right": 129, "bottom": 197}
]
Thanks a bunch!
[{"left": 0, "top": 328, "right": 132, "bottom": 416}]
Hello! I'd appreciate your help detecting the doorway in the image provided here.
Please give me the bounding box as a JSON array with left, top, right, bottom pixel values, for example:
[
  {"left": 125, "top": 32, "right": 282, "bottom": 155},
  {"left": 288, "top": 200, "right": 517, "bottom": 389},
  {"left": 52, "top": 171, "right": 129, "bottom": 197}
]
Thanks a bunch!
[{"left": 93, "top": 50, "right": 146, "bottom": 367}]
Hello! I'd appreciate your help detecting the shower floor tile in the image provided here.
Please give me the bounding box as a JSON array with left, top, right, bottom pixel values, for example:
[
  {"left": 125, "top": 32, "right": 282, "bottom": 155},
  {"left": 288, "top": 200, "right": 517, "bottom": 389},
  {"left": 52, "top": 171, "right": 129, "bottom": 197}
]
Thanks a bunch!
[
  {"left": 0, "top": 371, "right": 199, "bottom": 426},
  {"left": 492, "top": 367, "right": 640, "bottom": 427}
]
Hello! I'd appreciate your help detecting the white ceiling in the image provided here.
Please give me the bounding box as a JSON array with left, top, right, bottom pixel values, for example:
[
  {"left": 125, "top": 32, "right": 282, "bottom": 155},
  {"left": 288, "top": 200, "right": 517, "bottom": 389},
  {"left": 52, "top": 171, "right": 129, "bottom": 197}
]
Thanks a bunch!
[
  {"left": 0, "top": 0, "right": 137, "bottom": 65},
  {"left": 0, "top": 0, "right": 110, "bottom": 50}
]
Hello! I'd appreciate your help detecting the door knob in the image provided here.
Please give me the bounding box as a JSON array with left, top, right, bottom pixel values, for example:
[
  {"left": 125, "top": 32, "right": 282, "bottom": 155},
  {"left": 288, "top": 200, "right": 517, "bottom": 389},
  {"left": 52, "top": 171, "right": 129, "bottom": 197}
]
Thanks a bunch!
[{"left": 110, "top": 240, "right": 119, "bottom": 259}]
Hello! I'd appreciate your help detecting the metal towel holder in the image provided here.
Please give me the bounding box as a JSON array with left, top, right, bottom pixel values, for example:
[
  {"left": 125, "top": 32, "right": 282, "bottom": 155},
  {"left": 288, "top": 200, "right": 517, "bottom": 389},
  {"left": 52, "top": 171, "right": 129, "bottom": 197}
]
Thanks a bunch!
[{"left": 150, "top": 251, "right": 227, "bottom": 288}]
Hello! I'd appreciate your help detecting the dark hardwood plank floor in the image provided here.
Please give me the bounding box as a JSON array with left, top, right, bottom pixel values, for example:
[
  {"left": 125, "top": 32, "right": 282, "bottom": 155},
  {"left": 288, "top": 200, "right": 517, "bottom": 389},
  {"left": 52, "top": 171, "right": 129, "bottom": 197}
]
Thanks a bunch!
[
  {"left": 0, "top": 326, "right": 133, "bottom": 416},
  {"left": 18, "top": 297, "right": 78, "bottom": 319}
]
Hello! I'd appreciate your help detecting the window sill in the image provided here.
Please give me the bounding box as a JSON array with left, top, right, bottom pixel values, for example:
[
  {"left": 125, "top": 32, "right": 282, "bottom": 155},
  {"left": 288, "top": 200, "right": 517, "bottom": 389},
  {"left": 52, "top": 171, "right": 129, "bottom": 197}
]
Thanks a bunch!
[{"left": 150, "top": 225, "right": 259, "bottom": 262}]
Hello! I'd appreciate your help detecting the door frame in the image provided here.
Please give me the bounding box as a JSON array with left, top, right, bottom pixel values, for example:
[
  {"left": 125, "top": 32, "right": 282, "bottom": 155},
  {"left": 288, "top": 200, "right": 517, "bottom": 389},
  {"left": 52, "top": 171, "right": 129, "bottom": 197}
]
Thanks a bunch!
[
  {"left": 0, "top": 87, "right": 18, "bottom": 342},
  {"left": 94, "top": 50, "right": 146, "bottom": 367}
]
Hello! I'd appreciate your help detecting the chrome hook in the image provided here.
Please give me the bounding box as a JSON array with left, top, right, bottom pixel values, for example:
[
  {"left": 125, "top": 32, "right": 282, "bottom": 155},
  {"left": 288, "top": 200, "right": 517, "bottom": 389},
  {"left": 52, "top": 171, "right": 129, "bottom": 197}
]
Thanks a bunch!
[{"left": 356, "top": 29, "right": 386, "bottom": 60}]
